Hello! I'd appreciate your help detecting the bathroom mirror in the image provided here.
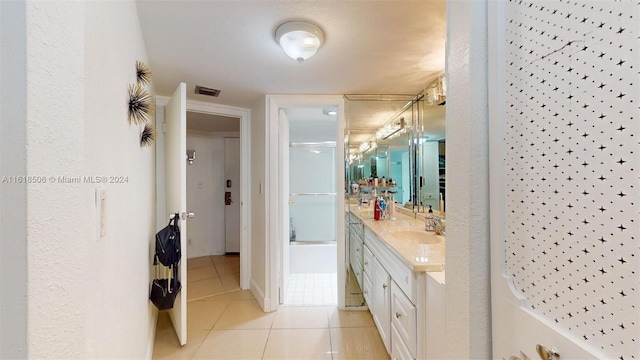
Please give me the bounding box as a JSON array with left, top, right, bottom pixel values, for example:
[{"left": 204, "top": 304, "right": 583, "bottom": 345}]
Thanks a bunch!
[{"left": 343, "top": 76, "right": 446, "bottom": 308}]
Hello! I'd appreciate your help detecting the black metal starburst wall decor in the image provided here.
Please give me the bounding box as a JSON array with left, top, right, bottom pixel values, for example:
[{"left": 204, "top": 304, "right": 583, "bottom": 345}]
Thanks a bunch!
[
  {"left": 127, "top": 60, "right": 157, "bottom": 147},
  {"left": 128, "top": 83, "right": 154, "bottom": 125},
  {"left": 136, "top": 61, "right": 152, "bottom": 85},
  {"left": 140, "top": 122, "right": 157, "bottom": 147}
]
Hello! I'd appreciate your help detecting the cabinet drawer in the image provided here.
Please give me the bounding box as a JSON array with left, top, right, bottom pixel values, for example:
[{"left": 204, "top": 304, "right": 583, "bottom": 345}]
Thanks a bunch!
[
  {"left": 391, "top": 323, "right": 415, "bottom": 360},
  {"left": 363, "top": 244, "right": 374, "bottom": 277},
  {"left": 391, "top": 281, "right": 416, "bottom": 359}
]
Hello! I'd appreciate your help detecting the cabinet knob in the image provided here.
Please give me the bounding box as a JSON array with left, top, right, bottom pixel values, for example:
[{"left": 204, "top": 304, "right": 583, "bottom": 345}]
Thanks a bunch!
[
  {"left": 395, "top": 312, "right": 402, "bottom": 319},
  {"left": 382, "top": 284, "right": 388, "bottom": 289},
  {"left": 364, "top": 261, "right": 368, "bottom": 265}
]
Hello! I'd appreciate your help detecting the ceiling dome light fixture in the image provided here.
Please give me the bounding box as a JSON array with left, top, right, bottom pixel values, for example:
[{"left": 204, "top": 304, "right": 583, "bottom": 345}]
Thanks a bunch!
[{"left": 275, "top": 20, "right": 324, "bottom": 63}]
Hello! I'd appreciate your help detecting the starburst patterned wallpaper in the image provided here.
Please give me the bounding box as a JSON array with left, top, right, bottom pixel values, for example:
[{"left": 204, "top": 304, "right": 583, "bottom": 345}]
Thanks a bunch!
[{"left": 503, "top": 1, "right": 638, "bottom": 359}]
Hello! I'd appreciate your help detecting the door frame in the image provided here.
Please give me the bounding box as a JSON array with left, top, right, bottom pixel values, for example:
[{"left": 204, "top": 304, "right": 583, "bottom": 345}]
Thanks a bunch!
[
  {"left": 156, "top": 96, "right": 251, "bottom": 290},
  {"left": 265, "top": 95, "right": 346, "bottom": 312}
]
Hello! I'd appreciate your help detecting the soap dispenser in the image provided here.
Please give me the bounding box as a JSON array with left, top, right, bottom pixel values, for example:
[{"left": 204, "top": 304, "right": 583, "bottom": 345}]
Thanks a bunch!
[{"left": 425, "top": 205, "right": 436, "bottom": 231}]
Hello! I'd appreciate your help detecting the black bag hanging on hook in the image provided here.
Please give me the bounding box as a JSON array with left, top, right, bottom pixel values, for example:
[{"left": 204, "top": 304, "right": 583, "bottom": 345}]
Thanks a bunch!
[
  {"left": 150, "top": 263, "right": 181, "bottom": 310},
  {"left": 155, "top": 214, "right": 181, "bottom": 267}
]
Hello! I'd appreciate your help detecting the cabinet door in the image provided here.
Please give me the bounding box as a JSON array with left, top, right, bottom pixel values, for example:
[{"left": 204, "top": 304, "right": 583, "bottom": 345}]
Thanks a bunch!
[
  {"left": 391, "top": 281, "right": 417, "bottom": 359},
  {"left": 391, "top": 323, "right": 415, "bottom": 360},
  {"left": 363, "top": 244, "right": 374, "bottom": 277},
  {"left": 363, "top": 272, "right": 373, "bottom": 305},
  {"left": 371, "top": 257, "right": 391, "bottom": 353}
]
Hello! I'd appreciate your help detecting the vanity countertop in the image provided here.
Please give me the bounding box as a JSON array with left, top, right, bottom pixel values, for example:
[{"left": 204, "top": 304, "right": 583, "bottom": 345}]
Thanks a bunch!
[{"left": 349, "top": 206, "right": 445, "bottom": 273}]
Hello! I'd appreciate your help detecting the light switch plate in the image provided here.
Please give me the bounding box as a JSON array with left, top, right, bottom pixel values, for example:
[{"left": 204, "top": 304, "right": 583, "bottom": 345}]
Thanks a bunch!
[{"left": 95, "top": 187, "right": 106, "bottom": 239}]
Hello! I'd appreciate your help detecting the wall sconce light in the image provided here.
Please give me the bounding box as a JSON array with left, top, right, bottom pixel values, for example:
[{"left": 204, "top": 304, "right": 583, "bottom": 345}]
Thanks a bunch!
[
  {"left": 275, "top": 20, "right": 324, "bottom": 63},
  {"left": 186, "top": 150, "right": 196, "bottom": 165}
]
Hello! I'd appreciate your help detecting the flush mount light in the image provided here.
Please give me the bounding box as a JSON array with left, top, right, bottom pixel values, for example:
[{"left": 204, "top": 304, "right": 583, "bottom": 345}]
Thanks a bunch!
[
  {"left": 322, "top": 108, "right": 337, "bottom": 116},
  {"left": 275, "top": 21, "right": 324, "bottom": 63}
]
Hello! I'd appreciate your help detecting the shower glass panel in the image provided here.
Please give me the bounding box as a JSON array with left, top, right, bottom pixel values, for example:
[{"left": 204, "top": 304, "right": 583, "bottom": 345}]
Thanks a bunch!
[{"left": 289, "top": 144, "right": 337, "bottom": 243}]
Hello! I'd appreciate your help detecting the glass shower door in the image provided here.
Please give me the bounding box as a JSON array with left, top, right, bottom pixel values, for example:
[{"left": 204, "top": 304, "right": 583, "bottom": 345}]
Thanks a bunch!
[{"left": 289, "top": 143, "right": 336, "bottom": 243}]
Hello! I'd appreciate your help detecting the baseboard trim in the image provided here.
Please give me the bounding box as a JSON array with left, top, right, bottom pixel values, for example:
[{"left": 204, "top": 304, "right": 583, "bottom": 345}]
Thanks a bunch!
[
  {"left": 146, "top": 306, "right": 158, "bottom": 359},
  {"left": 250, "top": 278, "right": 269, "bottom": 311}
]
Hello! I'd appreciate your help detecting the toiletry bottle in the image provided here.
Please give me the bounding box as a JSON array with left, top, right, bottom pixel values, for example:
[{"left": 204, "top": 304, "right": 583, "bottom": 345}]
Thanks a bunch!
[
  {"left": 425, "top": 205, "right": 435, "bottom": 231},
  {"left": 374, "top": 197, "right": 381, "bottom": 220},
  {"left": 389, "top": 194, "right": 396, "bottom": 221}
]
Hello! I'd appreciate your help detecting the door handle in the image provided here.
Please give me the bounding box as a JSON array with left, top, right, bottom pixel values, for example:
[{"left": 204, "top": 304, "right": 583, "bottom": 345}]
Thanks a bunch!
[
  {"left": 225, "top": 192, "right": 233, "bottom": 205},
  {"left": 536, "top": 345, "right": 559, "bottom": 360},
  {"left": 173, "top": 212, "right": 195, "bottom": 220}
]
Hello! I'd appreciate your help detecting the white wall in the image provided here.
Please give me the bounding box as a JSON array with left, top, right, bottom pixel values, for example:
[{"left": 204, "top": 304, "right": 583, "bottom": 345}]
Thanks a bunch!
[
  {"left": 0, "top": 1, "right": 28, "bottom": 357},
  {"left": 186, "top": 130, "right": 239, "bottom": 258},
  {"left": 18, "top": 1, "right": 157, "bottom": 358},
  {"left": 445, "top": 0, "right": 492, "bottom": 359}
]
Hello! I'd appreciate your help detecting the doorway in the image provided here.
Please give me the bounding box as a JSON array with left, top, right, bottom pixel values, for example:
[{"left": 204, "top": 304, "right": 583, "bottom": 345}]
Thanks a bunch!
[
  {"left": 185, "top": 111, "right": 241, "bottom": 299},
  {"left": 282, "top": 107, "right": 339, "bottom": 306},
  {"left": 265, "top": 95, "right": 346, "bottom": 312},
  {"left": 155, "top": 97, "right": 251, "bottom": 295}
]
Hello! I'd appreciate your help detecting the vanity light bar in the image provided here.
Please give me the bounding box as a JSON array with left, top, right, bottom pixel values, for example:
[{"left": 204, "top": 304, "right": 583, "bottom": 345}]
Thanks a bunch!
[
  {"left": 376, "top": 117, "right": 406, "bottom": 140},
  {"left": 359, "top": 140, "right": 377, "bottom": 153}
]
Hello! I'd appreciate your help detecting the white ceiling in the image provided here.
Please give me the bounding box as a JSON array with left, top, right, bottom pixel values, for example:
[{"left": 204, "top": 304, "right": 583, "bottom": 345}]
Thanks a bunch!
[
  {"left": 136, "top": 0, "right": 447, "bottom": 138},
  {"left": 136, "top": 1, "right": 446, "bottom": 106}
]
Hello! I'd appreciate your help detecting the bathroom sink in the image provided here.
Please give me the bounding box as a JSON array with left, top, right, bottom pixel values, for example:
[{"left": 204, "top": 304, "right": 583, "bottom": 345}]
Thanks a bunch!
[{"left": 387, "top": 229, "right": 443, "bottom": 244}]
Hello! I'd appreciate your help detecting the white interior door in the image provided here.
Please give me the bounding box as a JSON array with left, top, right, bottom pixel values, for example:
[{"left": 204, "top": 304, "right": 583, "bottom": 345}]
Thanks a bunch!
[
  {"left": 164, "top": 82, "right": 187, "bottom": 345},
  {"left": 487, "top": 2, "right": 634, "bottom": 359},
  {"left": 224, "top": 137, "right": 240, "bottom": 253}
]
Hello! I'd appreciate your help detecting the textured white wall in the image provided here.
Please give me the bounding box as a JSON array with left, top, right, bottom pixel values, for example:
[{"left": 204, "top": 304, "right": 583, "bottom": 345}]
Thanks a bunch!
[
  {"left": 25, "top": 1, "right": 156, "bottom": 358},
  {"left": 445, "top": 0, "right": 492, "bottom": 359},
  {"left": 186, "top": 130, "right": 226, "bottom": 257},
  {"left": 0, "top": 1, "right": 28, "bottom": 357}
]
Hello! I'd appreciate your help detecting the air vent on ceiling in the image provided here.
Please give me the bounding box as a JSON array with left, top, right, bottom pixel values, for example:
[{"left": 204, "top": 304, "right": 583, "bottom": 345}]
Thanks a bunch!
[{"left": 195, "top": 85, "right": 221, "bottom": 97}]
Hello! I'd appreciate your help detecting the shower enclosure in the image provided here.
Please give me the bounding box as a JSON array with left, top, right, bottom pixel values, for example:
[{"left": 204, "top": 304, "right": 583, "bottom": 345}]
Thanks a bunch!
[{"left": 282, "top": 107, "right": 338, "bottom": 305}]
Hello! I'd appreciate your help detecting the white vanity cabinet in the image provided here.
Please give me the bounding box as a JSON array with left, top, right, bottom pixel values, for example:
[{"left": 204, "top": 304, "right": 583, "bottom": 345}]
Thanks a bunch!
[
  {"left": 347, "top": 209, "right": 446, "bottom": 360},
  {"left": 363, "top": 226, "right": 424, "bottom": 360}
]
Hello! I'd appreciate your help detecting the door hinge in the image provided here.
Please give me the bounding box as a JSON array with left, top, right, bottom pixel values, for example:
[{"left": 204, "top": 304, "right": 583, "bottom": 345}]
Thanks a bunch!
[{"left": 162, "top": 122, "right": 167, "bottom": 133}]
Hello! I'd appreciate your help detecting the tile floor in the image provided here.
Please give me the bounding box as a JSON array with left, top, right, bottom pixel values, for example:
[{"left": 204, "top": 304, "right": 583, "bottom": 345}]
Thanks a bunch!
[
  {"left": 284, "top": 273, "right": 338, "bottom": 306},
  {"left": 152, "top": 290, "right": 389, "bottom": 360},
  {"left": 187, "top": 255, "right": 241, "bottom": 301}
]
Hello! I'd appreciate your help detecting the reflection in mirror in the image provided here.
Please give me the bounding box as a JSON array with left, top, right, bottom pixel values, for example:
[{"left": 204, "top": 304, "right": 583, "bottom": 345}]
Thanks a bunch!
[{"left": 343, "top": 76, "right": 446, "bottom": 308}]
